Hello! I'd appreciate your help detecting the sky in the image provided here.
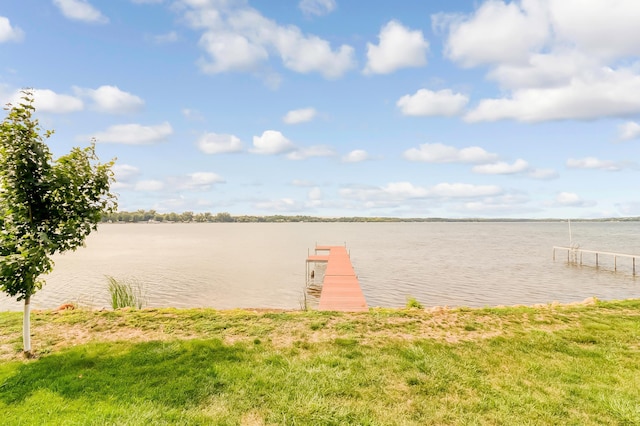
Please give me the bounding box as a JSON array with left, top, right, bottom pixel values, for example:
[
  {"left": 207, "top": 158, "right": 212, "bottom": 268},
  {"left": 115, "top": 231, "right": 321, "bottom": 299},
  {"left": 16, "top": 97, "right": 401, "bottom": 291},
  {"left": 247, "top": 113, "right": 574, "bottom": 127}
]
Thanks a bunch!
[{"left": 1, "top": 0, "right": 640, "bottom": 219}]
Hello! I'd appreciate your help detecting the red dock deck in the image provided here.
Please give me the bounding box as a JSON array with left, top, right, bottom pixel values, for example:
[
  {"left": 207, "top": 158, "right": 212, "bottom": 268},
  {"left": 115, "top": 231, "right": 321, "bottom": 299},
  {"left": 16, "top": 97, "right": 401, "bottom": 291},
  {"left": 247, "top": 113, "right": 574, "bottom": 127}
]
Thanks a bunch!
[{"left": 306, "top": 245, "right": 368, "bottom": 312}]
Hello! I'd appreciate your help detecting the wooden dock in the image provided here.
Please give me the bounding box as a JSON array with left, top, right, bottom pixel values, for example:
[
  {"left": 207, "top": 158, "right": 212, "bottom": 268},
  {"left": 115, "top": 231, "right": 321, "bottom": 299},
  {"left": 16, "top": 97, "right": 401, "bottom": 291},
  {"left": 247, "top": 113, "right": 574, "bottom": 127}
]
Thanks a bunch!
[
  {"left": 306, "top": 245, "right": 368, "bottom": 312},
  {"left": 553, "top": 246, "right": 638, "bottom": 275}
]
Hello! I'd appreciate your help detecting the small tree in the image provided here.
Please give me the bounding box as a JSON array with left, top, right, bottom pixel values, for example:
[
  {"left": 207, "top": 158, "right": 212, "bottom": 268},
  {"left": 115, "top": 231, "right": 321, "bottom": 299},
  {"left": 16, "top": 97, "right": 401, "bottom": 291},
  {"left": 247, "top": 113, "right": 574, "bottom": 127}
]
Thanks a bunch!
[{"left": 0, "top": 91, "right": 116, "bottom": 357}]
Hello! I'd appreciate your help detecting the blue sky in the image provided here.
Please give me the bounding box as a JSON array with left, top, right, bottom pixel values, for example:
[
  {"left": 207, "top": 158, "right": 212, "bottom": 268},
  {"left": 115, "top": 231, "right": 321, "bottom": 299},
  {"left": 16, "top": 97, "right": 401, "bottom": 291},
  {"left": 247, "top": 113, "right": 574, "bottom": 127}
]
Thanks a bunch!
[{"left": 1, "top": 0, "right": 640, "bottom": 218}]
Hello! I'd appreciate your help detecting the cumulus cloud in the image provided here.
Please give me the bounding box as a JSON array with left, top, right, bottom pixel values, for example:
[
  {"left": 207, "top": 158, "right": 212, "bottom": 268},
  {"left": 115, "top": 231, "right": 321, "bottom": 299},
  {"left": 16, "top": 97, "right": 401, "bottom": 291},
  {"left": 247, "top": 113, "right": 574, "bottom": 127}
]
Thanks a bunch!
[
  {"left": 250, "top": 130, "right": 296, "bottom": 154},
  {"left": 8, "top": 89, "right": 84, "bottom": 114},
  {"left": 299, "top": 0, "right": 336, "bottom": 17},
  {"left": 89, "top": 122, "right": 173, "bottom": 144},
  {"left": 342, "top": 149, "right": 370, "bottom": 163},
  {"left": 180, "top": 1, "right": 355, "bottom": 78},
  {"left": 74, "top": 85, "right": 144, "bottom": 114},
  {"left": 566, "top": 157, "right": 627, "bottom": 171},
  {"left": 53, "top": 0, "right": 109, "bottom": 24},
  {"left": 283, "top": 107, "right": 317, "bottom": 124},
  {"left": 184, "top": 172, "right": 225, "bottom": 189},
  {"left": 553, "top": 191, "right": 596, "bottom": 207},
  {"left": 435, "top": 0, "right": 549, "bottom": 68},
  {"left": 403, "top": 143, "right": 498, "bottom": 164},
  {"left": 619, "top": 121, "right": 640, "bottom": 141},
  {"left": 472, "top": 159, "right": 529, "bottom": 174},
  {"left": 287, "top": 145, "right": 336, "bottom": 160},
  {"left": 364, "top": 20, "right": 429, "bottom": 75},
  {"left": 197, "top": 133, "right": 243, "bottom": 154},
  {"left": 0, "top": 16, "right": 24, "bottom": 43},
  {"left": 437, "top": 0, "right": 640, "bottom": 122},
  {"left": 465, "top": 69, "right": 640, "bottom": 122},
  {"left": 397, "top": 89, "right": 468, "bottom": 117}
]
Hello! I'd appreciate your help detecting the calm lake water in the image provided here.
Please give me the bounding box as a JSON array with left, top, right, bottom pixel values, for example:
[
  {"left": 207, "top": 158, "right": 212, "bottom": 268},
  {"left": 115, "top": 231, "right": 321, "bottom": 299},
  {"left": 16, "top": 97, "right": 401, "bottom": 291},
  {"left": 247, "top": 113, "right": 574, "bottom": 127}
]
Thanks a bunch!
[{"left": 1, "top": 222, "right": 640, "bottom": 311}]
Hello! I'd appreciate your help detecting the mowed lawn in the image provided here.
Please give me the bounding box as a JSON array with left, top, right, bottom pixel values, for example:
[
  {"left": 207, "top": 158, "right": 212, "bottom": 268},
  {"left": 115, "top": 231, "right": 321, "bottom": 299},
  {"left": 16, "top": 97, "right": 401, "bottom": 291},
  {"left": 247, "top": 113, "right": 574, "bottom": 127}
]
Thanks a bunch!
[{"left": 1, "top": 299, "right": 639, "bottom": 425}]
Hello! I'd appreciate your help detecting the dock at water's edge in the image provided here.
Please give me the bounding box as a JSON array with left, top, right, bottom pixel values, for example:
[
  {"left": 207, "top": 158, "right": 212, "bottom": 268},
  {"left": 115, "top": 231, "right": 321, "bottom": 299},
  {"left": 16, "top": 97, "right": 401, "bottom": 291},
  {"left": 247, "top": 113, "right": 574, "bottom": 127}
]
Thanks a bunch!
[{"left": 306, "top": 245, "right": 368, "bottom": 312}]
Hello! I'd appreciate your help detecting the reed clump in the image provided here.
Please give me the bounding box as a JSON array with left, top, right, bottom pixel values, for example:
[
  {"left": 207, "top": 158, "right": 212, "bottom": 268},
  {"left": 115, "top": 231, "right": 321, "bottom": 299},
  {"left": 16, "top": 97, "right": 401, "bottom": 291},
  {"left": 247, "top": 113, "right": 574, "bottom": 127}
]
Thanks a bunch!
[{"left": 106, "top": 276, "right": 146, "bottom": 309}]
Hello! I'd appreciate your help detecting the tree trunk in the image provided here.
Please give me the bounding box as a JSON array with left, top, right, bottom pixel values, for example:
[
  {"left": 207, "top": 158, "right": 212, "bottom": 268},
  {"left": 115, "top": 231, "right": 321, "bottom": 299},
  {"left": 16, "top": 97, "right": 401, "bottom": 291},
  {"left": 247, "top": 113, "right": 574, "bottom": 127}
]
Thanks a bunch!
[{"left": 23, "top": 295, "right": 32, "bottom": 357}]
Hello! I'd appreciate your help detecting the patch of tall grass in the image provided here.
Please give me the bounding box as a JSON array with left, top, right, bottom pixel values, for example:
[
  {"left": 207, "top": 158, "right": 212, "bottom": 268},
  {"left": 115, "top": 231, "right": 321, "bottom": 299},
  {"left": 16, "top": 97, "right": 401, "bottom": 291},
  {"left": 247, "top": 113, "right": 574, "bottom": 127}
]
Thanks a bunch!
[{"left": 106, "top": 276, "right": 146, "bottom": 309}]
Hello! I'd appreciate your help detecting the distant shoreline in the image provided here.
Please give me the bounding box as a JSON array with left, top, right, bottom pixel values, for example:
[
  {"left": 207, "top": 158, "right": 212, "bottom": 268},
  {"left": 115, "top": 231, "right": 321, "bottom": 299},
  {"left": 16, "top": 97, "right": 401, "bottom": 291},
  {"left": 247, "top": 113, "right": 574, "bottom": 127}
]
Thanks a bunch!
[{"left": 101, "top": 210, "right": 640, "bottom": 224}]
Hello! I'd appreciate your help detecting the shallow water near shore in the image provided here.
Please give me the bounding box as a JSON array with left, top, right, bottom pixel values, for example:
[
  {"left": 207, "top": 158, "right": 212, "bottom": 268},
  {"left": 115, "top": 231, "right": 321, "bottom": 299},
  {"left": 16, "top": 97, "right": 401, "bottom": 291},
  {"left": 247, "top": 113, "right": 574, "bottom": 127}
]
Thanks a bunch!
[{"left": 1, "top": 221, "right": 640, "bottom": 311}]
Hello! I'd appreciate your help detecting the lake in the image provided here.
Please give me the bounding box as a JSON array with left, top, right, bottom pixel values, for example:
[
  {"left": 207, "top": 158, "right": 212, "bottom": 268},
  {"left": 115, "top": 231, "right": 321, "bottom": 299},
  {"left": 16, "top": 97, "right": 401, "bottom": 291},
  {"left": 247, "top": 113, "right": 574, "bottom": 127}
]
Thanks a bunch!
[{"left": 1, "top": 222, "right": 639, "bottom": 311}]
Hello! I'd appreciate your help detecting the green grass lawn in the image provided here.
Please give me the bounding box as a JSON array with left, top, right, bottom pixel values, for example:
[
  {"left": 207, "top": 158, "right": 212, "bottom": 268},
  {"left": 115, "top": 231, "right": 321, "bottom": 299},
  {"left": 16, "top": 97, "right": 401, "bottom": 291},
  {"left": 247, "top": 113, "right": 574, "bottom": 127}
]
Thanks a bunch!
[{"left": 1, "top": 299, "right": 639, "bottom": 425}]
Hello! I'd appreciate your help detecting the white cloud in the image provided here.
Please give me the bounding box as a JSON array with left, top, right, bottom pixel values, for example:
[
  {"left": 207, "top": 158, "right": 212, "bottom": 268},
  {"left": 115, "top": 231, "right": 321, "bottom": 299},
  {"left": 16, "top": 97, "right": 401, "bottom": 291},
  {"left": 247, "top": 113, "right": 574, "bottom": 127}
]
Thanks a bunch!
[
  {"left": 429, "top": 182, "right": 502, "bottom": 198},
  {"left": 113, "top": 164, "right": 140, "bottom": 182},
  {"left": 554, "top": 192, "right": 596, "bottom": 207},
  {"left": 181, "top": 2, "right": 355, "bottom": 78},
  {"left": 185, "top": 172, "right": 225, "bottom": 189},
  {"left": 283, "top": 107, "right": 317, "bottom": 124},
  {"left": 397, "top": 89, "right": 468, "bottom": 117},
  {"left": 299, "top": 0, "right": 336, "bottom": 17},
  {"left": 364, "top": 20, "right": 429, "bottom": 75},
  {"left": 0, "top": 16, "right": 24, "bottom": 43},
  {"left": 465, "top": 68, "right": 640, "bottom": 122},
  {"left": 403, "top": 143, "right": 499, "bottom": 164},
  {"left": 340, "top": 181, "right": 502, "bottom": 203},
  {"left": 53, "top": 0, "right": 109, "bottom": 24},
  {"left": 250, "top": 130, "right": 296, "bottom": 154},
  {"left": 435, "top": 0, "right": 549, "bottom": 68},
  {"left": 90, "top": 122, "right": 173, "bottom": 144},
  {"left": 197, "top": 132, "right": 243, "bottom": 154},
  {"left": 547, "top": 0, "right": 640, "bottom": 60},
  {"left": 135, "top": 180, "right": 165, "bottom": 191},
  {"left": 472, "top": 159, "right": 529, "bottom": 174},
  {"left": 286, "top": 145, "right": 336, "bottom": 160},
  {"left": 132, "top": 0, "right": 163, "bottom": 4},
  {"left": 74, "top": 85, "right": 144, "bottom": 114},
  {"left": 153, "top": 31, "right": 179, "bottom": 43},
  {"left": 342, "top": 149, "right": 370, "bottom": 163},
  {"left": 198, "top": 31, "right": 269, "bottom": 73},
  {"left": 437, "top": 0, "right": 640, "bottom": 122},
  {"left": 566, "top": 157, "right": 626, "bottom": 171},
  {"left": 528, "top": 168, "right": 558, "bottom": 180},
  {"left": 14, "top": 89, "right": 84, "bottom": 114},
  {"left": 182, "top": 108, "right": 204, "bottom": 121},
  {"left": 619, "top": 121, "right": 640, "bottom": 141}
]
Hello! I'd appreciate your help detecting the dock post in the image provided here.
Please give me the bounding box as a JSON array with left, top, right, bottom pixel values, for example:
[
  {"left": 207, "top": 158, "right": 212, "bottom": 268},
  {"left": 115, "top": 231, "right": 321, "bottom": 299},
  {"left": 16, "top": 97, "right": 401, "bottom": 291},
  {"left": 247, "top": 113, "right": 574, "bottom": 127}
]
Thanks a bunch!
[
  {"left": 634, "top": 257, "right": 636, "bottom": 276},
  {"left": 614, "top": 256, "right": 617, "bottom": 271},
  {"left": 596, "top": 253, "right": 599, "bottom": 267}
]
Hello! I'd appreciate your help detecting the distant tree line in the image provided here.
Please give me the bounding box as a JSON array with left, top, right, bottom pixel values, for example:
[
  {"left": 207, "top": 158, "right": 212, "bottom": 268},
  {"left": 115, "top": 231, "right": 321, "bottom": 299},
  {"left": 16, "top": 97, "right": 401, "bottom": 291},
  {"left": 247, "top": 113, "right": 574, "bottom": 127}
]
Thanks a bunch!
[{"left": 101, "top": 210, "right": 640, "bottom": 223}]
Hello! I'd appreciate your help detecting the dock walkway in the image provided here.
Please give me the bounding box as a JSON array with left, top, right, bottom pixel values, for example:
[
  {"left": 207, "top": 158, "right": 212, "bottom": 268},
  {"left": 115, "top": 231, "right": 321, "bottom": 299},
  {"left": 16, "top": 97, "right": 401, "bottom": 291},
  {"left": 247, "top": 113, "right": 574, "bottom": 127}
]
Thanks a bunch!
[{"left": 306, "top": 245, "right": 368, "bottom": 312}]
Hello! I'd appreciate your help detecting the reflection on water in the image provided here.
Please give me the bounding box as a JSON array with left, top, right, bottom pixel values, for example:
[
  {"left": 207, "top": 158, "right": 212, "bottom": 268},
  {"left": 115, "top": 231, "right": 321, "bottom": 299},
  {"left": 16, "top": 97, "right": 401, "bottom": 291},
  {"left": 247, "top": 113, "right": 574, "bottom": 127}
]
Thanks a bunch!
[{"left": 1, "top": 222, "right": 640, "bottom": 311}]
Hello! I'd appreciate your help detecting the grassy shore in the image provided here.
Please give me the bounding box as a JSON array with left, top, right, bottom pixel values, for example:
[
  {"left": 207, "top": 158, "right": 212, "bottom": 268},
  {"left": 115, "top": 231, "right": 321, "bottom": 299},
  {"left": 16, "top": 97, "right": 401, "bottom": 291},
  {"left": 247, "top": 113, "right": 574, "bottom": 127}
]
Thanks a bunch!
[{"left": 1, "top": 299, "right": 639, "bottom": 425}]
